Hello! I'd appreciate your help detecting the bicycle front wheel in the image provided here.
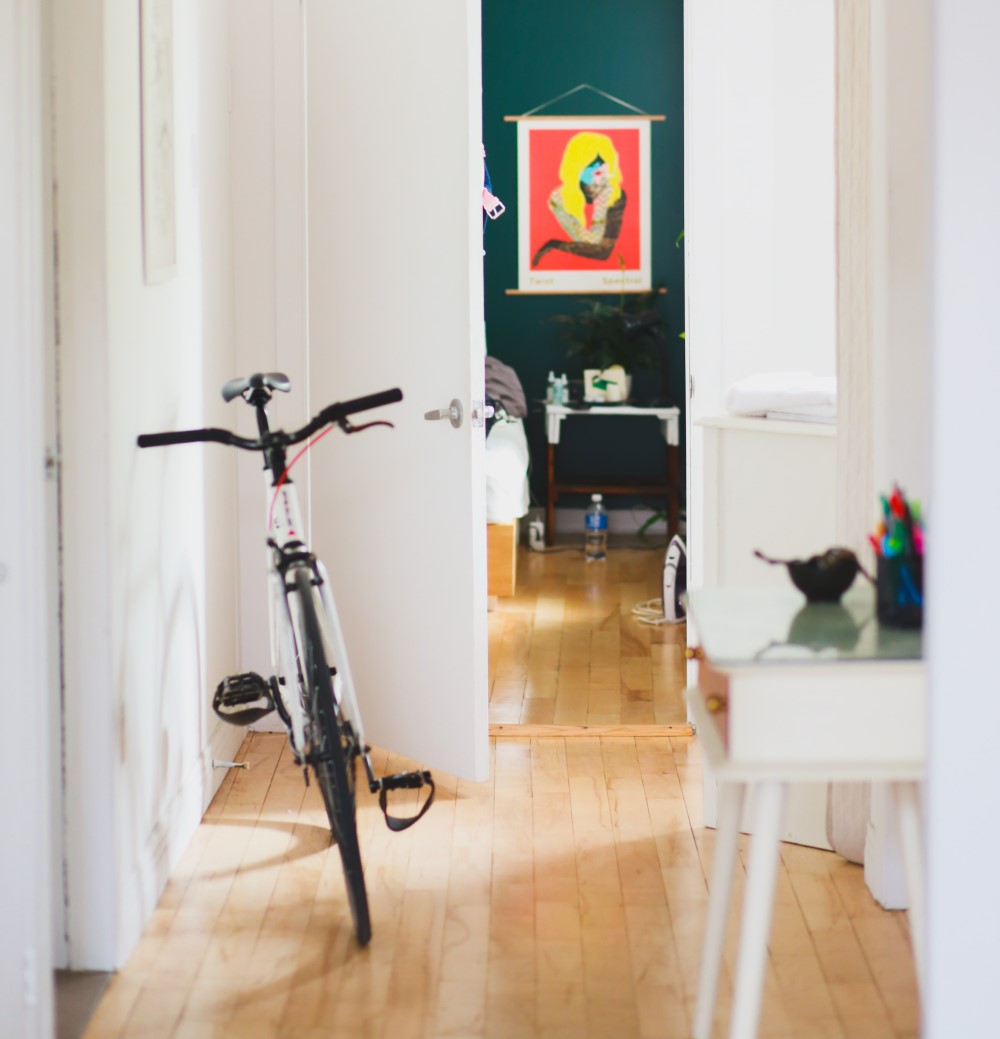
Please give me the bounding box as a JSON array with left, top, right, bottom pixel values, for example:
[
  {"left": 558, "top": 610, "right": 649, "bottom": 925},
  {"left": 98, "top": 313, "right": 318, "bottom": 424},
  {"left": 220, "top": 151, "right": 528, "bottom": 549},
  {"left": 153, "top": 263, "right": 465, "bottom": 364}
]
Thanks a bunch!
[{"left": 293, "top": 567, "right": 371, "bottom": 946}]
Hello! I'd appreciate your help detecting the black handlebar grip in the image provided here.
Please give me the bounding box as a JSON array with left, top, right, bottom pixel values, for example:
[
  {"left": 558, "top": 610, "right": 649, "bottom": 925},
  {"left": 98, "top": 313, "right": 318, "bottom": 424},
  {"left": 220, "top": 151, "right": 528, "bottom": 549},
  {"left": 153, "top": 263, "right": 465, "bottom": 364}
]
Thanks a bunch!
[
  {"left": 321, "top": 387, "right": 403, "bottom": 425},
  {"left": 338, "top": 387, "right": 404, "bottom": 417},
  {"left": 137, "top": 428, "right": 234, "bottom": 448}
]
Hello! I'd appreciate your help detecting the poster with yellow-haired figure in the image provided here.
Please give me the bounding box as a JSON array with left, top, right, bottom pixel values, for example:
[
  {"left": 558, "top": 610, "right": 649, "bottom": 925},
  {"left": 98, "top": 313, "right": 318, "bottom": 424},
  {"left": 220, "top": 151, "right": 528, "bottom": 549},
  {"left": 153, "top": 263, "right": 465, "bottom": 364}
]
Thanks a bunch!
[{"left": 517, "top": 117, "right": 650, "bottom": 293}]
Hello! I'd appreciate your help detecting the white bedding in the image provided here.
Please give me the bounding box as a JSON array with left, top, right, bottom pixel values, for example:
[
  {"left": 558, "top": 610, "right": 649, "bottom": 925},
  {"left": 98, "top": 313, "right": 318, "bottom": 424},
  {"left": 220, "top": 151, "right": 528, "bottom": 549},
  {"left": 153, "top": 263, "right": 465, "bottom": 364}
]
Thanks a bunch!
[{"left": 485, "top": 417, "right": 530, "bottom": 524}]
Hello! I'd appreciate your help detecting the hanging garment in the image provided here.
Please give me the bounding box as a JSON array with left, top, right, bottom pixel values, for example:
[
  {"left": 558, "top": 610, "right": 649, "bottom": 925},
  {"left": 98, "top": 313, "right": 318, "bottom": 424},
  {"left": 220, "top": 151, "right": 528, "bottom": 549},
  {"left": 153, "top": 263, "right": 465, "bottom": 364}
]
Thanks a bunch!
[{"left": 484, "top": 356, "right": 527, "bottom": 437}]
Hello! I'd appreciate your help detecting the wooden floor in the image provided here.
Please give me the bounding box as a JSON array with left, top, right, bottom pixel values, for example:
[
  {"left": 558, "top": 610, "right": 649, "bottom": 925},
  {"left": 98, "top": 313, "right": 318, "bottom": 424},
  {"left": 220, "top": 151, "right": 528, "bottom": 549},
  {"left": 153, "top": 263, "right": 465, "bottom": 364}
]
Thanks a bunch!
[
  {"left": 83, "top": 734, "right": 919, "bottom": 1039},
  {"left": 488, "top": 544, "right": 689, "bottom": 728},
  {"left": 83, "top": 546, "right": 919, "bottom": 1038}
]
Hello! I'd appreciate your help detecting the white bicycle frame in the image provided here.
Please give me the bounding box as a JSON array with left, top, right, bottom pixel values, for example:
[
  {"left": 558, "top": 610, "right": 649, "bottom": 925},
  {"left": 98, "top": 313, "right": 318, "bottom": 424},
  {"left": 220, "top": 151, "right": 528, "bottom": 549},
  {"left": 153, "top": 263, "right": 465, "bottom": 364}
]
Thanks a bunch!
[{"left": 266, "top": 478, "right": 368, "bottom": 765}]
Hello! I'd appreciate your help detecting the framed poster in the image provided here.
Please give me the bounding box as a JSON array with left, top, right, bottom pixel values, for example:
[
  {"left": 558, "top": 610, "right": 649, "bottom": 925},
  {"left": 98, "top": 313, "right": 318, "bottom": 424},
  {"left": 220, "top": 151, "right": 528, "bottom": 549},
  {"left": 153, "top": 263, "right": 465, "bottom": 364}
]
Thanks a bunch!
[{"left": 516, "top": 117, "right": 651, "bottom": 294}]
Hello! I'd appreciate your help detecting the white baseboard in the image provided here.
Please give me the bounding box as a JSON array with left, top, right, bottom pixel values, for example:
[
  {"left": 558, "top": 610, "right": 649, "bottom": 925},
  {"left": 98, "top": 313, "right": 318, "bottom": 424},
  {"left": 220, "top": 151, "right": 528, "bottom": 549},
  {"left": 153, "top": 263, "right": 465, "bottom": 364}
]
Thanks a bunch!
[
  {"left": 248, "top": 713, "right": 286, "bottom": 734},
  {"left": 206, "top": 718, "right": 253, "bottom": 797}
]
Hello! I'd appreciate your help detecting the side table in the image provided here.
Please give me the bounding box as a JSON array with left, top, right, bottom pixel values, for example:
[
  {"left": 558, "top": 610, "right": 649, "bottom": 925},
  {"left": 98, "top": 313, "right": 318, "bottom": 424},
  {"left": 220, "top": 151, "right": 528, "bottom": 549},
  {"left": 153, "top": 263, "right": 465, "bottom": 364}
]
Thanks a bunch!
[
  {"left": 686, "top": 586, "right": 925, "bottom": 1039},
  {"left": 543, "top": 402, "right": 681, "bottom": 542}
]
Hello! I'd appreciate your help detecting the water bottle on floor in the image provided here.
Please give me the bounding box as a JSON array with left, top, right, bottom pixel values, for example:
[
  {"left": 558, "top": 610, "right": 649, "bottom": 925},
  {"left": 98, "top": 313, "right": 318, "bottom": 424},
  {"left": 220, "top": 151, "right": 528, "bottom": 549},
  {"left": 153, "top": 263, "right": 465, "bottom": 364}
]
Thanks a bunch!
[{"left": 585, "top": 493, "right": 607, "bottom": 561}]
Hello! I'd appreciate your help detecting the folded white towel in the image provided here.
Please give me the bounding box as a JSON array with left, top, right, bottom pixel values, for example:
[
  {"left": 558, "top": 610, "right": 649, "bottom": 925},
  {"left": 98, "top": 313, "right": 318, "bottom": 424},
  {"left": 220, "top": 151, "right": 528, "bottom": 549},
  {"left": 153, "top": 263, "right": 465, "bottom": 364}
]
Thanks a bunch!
[
  {"left": 764, "top": 405, "right": 836, "bottom": 425},
  {"left": 725, "top": 371, "right": 837, "bottom": 416}
]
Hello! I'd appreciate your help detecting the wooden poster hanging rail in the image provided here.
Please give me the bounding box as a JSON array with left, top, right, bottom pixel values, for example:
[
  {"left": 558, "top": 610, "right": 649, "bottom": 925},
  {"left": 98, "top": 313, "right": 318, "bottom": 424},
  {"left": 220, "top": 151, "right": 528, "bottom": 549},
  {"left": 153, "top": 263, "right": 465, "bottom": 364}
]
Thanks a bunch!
[
  {"left": 504, "top": 114, "right": 665, "bottom": 122},
  {"left": 504, "top": 287, "right": 667, "bottom": 296}
]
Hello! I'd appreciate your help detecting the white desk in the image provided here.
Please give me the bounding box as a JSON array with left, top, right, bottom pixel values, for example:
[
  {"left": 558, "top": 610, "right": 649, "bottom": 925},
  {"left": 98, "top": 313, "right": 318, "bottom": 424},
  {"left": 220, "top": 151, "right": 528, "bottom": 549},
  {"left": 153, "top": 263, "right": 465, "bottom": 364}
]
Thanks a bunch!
[
  {"left": 543, "top": 402, "right": 681, "bottom": 540},
  {"left": 545, "top": 401, "right": 681, "bottom": 445},
  {"left": 686, "top": 587, "right": 924, "bottom": 1039}
]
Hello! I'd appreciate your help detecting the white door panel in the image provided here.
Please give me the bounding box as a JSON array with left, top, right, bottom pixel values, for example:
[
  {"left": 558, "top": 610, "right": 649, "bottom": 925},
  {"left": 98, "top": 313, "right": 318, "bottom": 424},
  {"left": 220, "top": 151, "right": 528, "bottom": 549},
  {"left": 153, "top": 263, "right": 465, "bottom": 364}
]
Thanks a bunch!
[{"left": 304, "top": 0, "right": 488, "bottom": 781}]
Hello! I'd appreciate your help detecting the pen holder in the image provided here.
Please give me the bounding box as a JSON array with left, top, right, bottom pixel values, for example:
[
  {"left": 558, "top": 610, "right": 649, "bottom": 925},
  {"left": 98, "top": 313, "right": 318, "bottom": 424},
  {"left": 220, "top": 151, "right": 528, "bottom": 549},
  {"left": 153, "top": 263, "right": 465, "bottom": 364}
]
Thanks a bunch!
[{"left": 876, "top": 555, "right": 923, "bottom": 629}]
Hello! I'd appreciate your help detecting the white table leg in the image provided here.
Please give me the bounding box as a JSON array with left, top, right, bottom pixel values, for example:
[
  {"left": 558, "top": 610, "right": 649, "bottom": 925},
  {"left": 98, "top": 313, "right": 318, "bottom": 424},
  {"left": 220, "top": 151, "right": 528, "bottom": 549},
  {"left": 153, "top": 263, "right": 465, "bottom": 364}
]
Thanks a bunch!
[
  {"left": 694, "top": 781, "right": 747, "bottom": 1039},
  {"left": 729, "top": 781, "right": 787, "bottom": 1039},
  {"left": 893, "top": 780, "right": 925, "bottom": 996}
]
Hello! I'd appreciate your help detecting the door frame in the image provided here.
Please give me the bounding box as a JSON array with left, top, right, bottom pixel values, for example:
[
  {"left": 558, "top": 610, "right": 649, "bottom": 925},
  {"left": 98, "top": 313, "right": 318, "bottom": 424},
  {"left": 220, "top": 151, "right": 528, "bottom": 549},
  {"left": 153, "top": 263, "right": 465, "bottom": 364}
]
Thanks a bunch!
[{"left": 1, "top": 0, "right": 56, "bottom": 1031}]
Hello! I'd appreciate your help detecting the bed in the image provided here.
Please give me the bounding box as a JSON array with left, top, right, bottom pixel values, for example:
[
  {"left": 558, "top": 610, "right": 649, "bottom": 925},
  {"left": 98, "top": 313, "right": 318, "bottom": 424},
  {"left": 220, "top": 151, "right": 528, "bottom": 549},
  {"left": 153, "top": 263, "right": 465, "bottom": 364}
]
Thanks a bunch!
[{"left": 485, "top": 416, "right": 530, "bottom": 596}]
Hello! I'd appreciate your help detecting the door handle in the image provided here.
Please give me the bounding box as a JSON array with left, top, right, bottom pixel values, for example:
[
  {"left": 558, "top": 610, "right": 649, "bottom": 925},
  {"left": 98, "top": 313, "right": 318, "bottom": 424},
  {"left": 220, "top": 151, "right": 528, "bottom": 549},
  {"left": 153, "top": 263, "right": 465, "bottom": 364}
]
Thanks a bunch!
[{"left": 424, "top": 399, "right": 463, "bottom": 429}]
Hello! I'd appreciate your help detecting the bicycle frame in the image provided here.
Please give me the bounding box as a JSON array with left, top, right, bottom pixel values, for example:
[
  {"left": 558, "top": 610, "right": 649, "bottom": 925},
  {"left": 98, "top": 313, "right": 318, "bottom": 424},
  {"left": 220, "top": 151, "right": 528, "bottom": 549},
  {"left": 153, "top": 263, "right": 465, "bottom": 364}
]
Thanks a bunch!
[{"left": 267, "top": 478, "right": 369, "bottom": 780}]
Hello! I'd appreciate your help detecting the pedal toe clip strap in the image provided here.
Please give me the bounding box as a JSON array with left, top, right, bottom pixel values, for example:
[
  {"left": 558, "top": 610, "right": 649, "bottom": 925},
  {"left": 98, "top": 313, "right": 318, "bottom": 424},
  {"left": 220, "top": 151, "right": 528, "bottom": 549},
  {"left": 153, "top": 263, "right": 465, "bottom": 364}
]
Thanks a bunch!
[{"left": 377, "top": 770, "right": 435, "bottom": 832}]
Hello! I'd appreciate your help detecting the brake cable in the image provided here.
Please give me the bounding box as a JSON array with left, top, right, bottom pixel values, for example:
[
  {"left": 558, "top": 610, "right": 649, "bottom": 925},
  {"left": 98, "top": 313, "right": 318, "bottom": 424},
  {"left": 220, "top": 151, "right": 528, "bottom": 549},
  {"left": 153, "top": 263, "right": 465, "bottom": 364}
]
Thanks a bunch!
[{"left": 267, "top": 419, "right": 395, "bottom": 531}]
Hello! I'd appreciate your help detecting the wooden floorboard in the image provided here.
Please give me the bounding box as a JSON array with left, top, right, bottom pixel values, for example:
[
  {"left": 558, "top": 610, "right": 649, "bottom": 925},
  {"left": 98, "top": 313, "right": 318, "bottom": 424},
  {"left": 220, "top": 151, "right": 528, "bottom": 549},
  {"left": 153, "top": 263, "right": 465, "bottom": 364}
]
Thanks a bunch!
[
  {"left": 491, "top": 723, "right": 693, "bottom": 738},
  {"left": 84, "top": 731, "right": 919, "bottom": 1039},
  {"left": 488, "top": 543, "right": 690, "bottom": 730}
]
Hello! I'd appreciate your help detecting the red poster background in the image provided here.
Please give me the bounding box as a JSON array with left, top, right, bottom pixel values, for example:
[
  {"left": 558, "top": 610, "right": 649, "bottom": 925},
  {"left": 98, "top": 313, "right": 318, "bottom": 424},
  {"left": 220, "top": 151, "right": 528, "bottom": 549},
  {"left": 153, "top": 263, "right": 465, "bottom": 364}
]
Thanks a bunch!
[{"left": 528, "top": 126, "right": 642, "bottom": 273}]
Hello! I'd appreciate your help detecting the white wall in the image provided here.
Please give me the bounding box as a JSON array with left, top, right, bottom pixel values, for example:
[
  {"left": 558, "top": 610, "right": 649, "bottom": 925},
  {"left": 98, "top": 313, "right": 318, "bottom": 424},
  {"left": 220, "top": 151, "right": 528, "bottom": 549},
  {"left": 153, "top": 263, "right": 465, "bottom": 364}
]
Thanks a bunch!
[
  {"left": 228, "top": 0, "right": 309, "bottom": 689},
  {"left": 53, "top": 0, "right": 243, "bottom": 968},
  {"left": 870, "top": 0, "right": 931, "bottom": 503},
  {"left": 1, "top": 0, "right": 55, "bottom": 1031},
  {"left": 685, "top": 0, "right": 837, "bottom": 588},
  {"left": 926, "top": 2, "right": 1000, "bottom": 1033}
]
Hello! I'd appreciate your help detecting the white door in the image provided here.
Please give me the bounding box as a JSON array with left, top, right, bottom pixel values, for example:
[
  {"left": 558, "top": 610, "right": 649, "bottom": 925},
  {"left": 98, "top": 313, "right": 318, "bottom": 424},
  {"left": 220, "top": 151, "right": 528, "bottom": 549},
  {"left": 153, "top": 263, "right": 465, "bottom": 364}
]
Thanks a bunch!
[{"left": 303, "top": 0, "right": 489, "bottom": 781}]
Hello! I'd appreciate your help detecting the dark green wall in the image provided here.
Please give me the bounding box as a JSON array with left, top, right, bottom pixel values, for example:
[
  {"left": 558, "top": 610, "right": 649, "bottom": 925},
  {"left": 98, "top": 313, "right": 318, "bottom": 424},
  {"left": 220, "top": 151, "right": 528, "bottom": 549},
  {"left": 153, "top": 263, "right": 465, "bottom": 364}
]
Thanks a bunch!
[{"left": 482, "top": 0, "right": 685, "bottom": 515}]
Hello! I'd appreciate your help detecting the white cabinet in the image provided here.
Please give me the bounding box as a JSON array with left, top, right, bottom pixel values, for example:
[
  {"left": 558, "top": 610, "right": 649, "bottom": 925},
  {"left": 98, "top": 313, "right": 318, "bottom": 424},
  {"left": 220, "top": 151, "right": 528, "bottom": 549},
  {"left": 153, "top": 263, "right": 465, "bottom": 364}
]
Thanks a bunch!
[
  {"left": 698, "top": 415, "right": 837, "bottom": 587},
  {"left": 694, "top": 416, "right": 838, "bottom": 849}
]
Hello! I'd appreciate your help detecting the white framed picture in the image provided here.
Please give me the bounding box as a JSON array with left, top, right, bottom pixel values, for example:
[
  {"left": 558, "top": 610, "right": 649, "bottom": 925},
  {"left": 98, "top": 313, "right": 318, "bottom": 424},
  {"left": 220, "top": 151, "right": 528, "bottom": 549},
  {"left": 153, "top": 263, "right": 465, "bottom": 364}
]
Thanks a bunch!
[{"left": 516, "top": 117, "right": 651, "bottom": 294}]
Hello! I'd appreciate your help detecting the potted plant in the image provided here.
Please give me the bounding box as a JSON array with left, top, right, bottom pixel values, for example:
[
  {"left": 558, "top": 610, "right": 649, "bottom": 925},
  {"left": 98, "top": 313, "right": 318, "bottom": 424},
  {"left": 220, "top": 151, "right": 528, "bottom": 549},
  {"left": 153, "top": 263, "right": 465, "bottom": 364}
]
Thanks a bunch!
[{"left": 550, "top": 287, "right": 665, "bottom": 402}]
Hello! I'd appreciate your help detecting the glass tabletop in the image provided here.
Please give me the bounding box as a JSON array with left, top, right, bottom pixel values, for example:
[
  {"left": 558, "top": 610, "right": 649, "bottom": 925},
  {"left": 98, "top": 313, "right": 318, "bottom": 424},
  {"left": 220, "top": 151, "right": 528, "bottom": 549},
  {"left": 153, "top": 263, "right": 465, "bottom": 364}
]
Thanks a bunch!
[{"left": 687, "top": 586, "right": 922, "bottom": 666}]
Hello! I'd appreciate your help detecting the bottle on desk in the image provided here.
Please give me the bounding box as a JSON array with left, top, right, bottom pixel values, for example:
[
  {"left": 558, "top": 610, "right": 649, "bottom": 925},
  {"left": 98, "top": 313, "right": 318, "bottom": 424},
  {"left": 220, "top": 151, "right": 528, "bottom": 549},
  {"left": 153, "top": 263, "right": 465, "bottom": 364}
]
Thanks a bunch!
[{"left": 585, "top": 493, "right": 607, "bottom": 561}]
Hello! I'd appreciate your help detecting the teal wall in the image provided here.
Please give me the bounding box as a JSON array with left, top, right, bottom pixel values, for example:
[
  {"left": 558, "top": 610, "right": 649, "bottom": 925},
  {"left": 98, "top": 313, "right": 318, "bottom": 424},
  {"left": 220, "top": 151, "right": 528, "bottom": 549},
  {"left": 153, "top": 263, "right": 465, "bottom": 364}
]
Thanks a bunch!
[{"left": 482, "top": 0, "right": 685, "bottom": 514}]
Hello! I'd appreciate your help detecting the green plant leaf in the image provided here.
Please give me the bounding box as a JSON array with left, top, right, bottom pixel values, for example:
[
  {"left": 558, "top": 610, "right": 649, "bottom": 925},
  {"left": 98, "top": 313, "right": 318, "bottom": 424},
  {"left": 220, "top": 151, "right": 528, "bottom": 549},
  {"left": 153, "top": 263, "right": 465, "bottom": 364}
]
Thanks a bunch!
[{"left": 548, "top": 288, "right": 669, "bottom": 374}]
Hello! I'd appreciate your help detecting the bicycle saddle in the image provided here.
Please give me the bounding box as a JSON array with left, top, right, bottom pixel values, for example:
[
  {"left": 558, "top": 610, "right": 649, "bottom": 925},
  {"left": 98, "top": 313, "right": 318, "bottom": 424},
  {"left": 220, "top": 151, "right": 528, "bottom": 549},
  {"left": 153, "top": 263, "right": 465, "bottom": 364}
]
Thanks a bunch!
[{"left": 222, "top": 372, "right": 292, "bottom": 403}]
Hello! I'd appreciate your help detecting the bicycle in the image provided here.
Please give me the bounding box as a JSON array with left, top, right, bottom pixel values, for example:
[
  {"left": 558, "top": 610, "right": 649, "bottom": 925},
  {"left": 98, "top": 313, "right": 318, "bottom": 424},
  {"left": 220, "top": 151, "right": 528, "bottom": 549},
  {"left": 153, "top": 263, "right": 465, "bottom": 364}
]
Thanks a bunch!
[{"left": 138, "top": 372, "right": 435, "bottom": 946}]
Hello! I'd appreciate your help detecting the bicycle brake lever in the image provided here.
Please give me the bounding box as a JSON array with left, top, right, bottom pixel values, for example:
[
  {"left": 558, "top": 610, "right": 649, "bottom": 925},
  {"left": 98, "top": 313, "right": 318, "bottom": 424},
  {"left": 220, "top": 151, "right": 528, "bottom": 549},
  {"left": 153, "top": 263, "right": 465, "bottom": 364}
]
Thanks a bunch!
[{"left": 338, "top": 418, "right": 395, "bottom": 434}]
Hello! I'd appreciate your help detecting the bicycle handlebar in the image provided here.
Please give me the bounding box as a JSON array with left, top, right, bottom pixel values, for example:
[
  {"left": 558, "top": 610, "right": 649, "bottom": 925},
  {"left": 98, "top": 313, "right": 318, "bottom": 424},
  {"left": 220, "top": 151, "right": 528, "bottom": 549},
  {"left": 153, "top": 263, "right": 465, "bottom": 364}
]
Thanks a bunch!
[
  {"left": 136, "top": 427, "right": 259, "bottom": 450},
  {"left": 137, "top": 387, "right": 403, "bottom": 451}
]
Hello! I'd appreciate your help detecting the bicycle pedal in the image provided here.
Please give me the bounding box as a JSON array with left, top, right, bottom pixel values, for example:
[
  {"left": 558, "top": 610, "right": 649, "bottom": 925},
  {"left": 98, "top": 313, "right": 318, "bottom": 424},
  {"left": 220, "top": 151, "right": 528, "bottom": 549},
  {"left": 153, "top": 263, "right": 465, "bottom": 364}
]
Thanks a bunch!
[
  {"left": 379, "top": 770, "right": 432, "bottom": 792},
  {"left": 212, "top": 672, "right": 275, "bottom": 726}
]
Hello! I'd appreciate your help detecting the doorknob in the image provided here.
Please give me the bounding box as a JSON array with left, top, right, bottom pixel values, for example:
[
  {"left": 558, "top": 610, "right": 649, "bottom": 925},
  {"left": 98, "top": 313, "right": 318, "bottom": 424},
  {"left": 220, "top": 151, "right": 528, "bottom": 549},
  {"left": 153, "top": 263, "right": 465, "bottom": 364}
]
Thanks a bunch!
[{"left": 424, "top": 399, "right": 463, "bottom": 428}]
